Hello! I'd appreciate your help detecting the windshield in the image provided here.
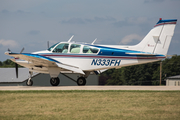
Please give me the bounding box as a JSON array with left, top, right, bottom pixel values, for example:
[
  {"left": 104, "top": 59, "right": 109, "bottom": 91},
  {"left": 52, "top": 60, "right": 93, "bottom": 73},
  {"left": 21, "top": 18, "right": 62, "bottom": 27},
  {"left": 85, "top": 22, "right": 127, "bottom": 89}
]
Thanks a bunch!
[
  {"left": 53, "top": 43, "right": 69, "bottom": 53},
  {"left": 47, "top": 43, "right": 59, "bottom": 51}
]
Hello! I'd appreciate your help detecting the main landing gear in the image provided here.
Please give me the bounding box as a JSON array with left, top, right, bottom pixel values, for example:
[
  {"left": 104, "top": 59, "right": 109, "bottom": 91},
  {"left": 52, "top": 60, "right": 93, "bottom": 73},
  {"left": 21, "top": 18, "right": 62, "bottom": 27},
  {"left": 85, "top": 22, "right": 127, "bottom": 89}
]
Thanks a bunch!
[
  {"left": 50, "top": 77, "right": 60, "bottom": 86},
  {"left": 77, "top": 77, "right": 86, "bottom": 86},
  {"left": 49, "top": 76, "right": 87, "bottom": 86}
]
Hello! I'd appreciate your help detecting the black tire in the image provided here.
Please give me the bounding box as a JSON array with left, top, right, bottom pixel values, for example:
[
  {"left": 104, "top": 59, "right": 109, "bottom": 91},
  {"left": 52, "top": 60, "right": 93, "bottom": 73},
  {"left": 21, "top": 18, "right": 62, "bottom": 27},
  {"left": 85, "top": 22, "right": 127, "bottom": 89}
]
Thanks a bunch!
[
  {"left": 26, "top": 80, "right": 33, "bottom": 86},
  {"left": 77, "top": 77, "right": 86, "bottom": 86},
  {"left": 50, "top": 77, "right": 60, "bottom": 86}
]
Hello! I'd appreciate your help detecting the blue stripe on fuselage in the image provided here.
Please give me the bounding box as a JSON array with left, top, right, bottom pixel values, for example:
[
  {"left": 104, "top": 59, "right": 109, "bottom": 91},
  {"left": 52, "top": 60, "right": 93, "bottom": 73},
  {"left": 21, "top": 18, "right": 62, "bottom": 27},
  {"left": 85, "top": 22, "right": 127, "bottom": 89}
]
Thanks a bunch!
[
  {"left": 22, "top": 53, "right": 60, "bottom": 63},
  {"left": 38, "top": 53, "right": 165, "bottom": 59},
  {"left": 84, "top": 44, "right": 152, "bottom": 57}
]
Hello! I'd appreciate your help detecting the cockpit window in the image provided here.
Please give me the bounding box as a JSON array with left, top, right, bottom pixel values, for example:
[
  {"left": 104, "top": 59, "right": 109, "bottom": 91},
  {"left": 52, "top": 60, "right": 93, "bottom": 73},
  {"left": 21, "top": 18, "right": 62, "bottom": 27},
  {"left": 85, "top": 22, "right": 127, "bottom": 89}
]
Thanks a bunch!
[
  {"left": 53, "top": 43, "right": 69, "bottom": 53},
  {"left": 47, "top": 43, "right": 58, "bottom": 51},
  {"left": 70, "top": 44, "right": 81, "bottom": 53},
  {"left": 83, "top": 46, "right": 99, "bottom": 54}
]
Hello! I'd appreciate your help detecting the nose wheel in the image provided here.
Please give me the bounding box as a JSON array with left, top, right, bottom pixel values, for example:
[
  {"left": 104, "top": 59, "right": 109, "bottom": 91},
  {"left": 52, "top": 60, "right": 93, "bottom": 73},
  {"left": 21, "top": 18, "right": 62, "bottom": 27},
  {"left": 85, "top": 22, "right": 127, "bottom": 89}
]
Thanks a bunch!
[
  {"left": 77, "top": 77, "right": 86, "bottom": 86},
  {"left": 26, "top": 78, "right": 33, "bottom": 86},
  {"left": 26, "top": 71, "right": 33, "bottom": 86},
  {"left": 50, "top": 77, "right": 60, "bottom": 86}
]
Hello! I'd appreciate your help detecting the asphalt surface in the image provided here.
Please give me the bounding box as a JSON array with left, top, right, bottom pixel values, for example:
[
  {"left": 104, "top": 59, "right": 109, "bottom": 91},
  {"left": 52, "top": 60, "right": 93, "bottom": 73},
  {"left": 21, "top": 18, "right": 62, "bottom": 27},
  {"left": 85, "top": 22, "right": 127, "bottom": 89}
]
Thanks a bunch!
[{"left": 0, "top": 86, "right": 180, "bottom": 91}]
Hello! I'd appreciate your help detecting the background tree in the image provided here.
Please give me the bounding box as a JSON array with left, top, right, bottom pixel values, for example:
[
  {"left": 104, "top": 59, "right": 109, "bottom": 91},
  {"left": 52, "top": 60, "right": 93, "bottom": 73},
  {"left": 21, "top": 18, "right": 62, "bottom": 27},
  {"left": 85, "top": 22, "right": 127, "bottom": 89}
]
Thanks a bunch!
[
  {"left": 100, "top": 55, "right": 180, "bottom": 85},
  {"left": 0, "top": 61, "right": 2, "bottom": 66},
  {"left": 106, "top": 69, "right": 126, "bottom": 85},
  {"left": 0, "top": 59, "right": 21, "bottom": 68}
]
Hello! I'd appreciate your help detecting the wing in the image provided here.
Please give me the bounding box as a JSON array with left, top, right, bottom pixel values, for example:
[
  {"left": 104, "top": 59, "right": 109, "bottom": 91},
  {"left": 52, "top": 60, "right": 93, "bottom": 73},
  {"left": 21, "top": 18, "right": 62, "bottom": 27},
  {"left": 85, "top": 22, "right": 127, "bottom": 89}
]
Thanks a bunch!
[
  {"left": 7, "top": 53, "right": 59, "bottom": 66},
  {"left": 5, "top": 52, "right": 85, "bottom": 75}
]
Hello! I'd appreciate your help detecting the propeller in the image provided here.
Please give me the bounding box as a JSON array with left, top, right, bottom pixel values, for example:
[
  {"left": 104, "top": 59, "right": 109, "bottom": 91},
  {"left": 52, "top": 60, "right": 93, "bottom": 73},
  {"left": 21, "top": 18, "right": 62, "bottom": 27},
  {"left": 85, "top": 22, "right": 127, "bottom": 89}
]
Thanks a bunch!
[
  {"left": 15, "top": 63, "right": 18, "bottom": 78},
  {"left": 15, "top": 47, "right": 24, "bottom": 78},
  {"left": 8, "top": 48, "right": 11, "bottom": 52}
]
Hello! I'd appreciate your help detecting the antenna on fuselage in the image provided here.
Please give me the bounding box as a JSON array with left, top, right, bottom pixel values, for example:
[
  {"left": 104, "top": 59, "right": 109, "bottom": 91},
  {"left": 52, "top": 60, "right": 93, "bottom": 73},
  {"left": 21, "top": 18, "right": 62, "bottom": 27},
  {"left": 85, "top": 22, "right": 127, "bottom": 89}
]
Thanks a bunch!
[
  {"left": 91, "top": 38, "right": 97, "bottom": 45},
  {"left": 68, "top": 35, "right": 74, "bottom": 42},
  {"left": 47, "top": 41, "right": 49, "bottom": 49}
]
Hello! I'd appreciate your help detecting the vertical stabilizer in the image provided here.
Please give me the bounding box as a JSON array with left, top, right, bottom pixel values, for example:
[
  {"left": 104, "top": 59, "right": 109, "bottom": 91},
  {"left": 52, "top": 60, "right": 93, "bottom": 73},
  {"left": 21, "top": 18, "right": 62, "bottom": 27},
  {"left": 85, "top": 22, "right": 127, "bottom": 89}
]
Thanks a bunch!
[
  {"left": 153, "top": 19, "right": 177, "bottom": 55},
  {"left": 134, "top": 18, "right": 177, "bottom": 55}
]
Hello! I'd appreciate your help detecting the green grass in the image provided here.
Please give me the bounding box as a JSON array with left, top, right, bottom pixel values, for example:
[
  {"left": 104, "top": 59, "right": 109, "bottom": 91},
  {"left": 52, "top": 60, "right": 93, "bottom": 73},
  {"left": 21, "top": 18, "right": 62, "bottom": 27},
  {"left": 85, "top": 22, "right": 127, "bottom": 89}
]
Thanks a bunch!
[{"left": 0, "top": 90, "right": 180, "bottom": 120}]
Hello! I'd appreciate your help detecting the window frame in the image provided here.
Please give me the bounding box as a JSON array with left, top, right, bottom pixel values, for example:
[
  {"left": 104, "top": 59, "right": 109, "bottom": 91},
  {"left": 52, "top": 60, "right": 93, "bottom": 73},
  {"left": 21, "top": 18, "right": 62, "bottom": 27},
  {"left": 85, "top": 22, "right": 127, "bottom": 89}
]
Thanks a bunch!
[{"left": 70, "top": 44, "right": 82, "bottom": 54}]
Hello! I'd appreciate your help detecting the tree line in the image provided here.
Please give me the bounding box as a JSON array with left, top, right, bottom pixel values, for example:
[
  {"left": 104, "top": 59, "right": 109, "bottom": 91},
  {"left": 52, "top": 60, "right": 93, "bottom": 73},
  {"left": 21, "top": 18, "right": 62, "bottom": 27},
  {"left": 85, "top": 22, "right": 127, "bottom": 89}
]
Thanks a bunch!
[
  {"left": 0, "top": 59, "right": 22, "bottom": 68},
  {"left": 99, "top": 55, "right": 180, "bottom": 85}
]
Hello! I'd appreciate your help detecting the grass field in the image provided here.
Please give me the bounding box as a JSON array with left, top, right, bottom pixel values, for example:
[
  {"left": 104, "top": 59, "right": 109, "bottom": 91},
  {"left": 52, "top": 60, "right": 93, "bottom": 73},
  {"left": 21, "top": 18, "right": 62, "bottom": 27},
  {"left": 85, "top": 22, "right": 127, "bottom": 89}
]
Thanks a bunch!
[{"left": 0, "top": 90, "right": 180, "bottom": 120}]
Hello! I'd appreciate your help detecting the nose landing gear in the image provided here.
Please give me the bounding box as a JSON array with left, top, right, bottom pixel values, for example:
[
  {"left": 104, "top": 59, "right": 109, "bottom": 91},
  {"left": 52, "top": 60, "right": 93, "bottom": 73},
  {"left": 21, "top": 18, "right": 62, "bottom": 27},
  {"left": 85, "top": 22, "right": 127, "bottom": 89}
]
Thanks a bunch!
[
  {"left": 26, "top": 71, "right": 33, "bottom": 86},
  {"left": 26, "top": 79, "right": 33, "bottom": 86}
]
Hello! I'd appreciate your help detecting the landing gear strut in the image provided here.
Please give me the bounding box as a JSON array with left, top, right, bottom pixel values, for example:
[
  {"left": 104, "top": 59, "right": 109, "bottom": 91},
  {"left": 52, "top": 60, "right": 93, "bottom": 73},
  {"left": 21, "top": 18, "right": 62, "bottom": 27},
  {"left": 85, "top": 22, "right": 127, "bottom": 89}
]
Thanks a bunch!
[
  {"left": 77, "top": 77, "right": 86, "bottom": 86},
  {"left": 26, "top": 71, "right": 33, "bottom": 86},
  {"left": 50, "top": 77, "right": 60, "bottom": 86},
  {"left": 61, "top": 73, "right": 87, "bottom": 86}
]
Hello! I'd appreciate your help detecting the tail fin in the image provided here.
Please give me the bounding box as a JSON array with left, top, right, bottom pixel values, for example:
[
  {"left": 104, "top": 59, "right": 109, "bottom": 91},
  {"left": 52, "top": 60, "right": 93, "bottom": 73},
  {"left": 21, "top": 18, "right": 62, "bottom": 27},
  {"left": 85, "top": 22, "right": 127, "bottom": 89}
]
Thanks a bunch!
[{"left": 135, "top": 18, "right": 177, "bottom": 55}]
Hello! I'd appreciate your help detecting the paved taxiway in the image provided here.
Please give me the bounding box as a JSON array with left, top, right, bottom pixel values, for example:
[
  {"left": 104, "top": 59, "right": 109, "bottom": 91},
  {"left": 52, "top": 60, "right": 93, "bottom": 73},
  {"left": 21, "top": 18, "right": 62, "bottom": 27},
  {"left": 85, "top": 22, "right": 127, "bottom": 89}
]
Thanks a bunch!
[{"left": 0, "top": 86, "right": 180, "bottom": 91}]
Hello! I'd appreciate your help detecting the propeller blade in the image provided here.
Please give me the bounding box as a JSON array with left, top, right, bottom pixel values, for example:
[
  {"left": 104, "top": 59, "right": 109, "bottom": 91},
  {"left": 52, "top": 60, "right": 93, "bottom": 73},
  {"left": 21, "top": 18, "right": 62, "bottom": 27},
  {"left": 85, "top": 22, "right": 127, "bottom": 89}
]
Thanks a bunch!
[
  {"left": 20, "top": 47, "right": 24, "bottom": 53},
  {"left": 15, "top": 63, "right": 18, "bottom": 78},
  {"left": 8, "top": 48, "right": 11, "bottom": 52}
]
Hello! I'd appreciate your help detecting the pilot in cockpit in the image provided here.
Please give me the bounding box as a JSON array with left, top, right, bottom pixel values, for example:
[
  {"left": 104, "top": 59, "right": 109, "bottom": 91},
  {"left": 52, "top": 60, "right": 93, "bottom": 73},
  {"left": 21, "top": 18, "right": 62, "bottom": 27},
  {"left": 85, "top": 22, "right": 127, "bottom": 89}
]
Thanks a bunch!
[{"left": 62, "top": 45, "right": 68, "bottom": 53}]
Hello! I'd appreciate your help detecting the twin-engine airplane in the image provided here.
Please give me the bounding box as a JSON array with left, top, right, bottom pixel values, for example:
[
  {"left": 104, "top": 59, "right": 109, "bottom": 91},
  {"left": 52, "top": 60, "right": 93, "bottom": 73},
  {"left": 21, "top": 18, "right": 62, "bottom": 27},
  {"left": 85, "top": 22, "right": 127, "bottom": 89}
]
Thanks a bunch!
[{"left": 5, "top": 18, "right": 177, "bottom": 86}]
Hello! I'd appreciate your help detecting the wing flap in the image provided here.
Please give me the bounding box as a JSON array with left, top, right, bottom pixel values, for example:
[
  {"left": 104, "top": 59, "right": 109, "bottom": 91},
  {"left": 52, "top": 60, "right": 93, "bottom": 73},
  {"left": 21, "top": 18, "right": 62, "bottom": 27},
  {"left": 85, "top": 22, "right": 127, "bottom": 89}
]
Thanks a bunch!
[
  {"left": 126, "top": 52, "right": 156, "bottom": 56},
  {"left": 56, "top": 63, "right": 85, "bottom": 75}
]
